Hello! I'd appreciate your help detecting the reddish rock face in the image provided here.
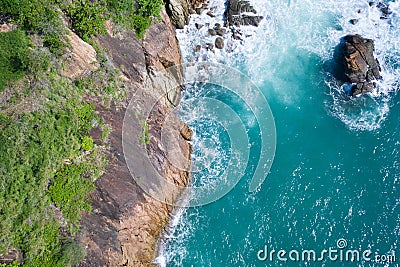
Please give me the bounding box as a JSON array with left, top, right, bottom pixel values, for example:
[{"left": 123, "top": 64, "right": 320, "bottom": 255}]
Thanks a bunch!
[
  {"left": 342, "top": 35, "right": 382, "bottom": 96},
  {"left": 79, "top": 8, "right": 191, "bottom": 267},
  {"left": 62, "top": 29, "right": 99, "bottom": 80}
]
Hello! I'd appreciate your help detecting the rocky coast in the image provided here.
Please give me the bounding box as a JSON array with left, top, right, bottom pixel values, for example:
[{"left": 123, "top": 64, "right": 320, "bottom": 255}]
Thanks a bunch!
[{"left": 76, "top": 7, "right": 193, "bottom": 267}]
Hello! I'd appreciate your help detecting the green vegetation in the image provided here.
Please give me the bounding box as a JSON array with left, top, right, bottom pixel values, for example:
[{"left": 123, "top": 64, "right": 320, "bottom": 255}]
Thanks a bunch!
[
  {"left": 0, "top": 30, "right": 52, "bottom": 91},
  {"left": 0, "top": 86, "right": 103, "bottom": 265},
  {"left": 0, "top": 30, "right": 32, "bottom": 91},
  {"left": 81, "top": 136, "right": 95, "bottom": 151},
  {"left": 0, "top": 0, "right": 59, "bottom": 32},
  {"left": 0, "top": 261, "right": 21, "bottom": 267},
  {"left": 0, "top": 0, "right": 164, "bottom": 265},
  {"left": 67, "top": 0, "right": 108, "bottom": 42},
  {"left": 140, "top": 120, "right": 150, "bottom": 145},
  {"left": 106, "top": 0, "right": 163, "bottom": 38},
  {"left": 0, "top": 0, "right": 65, "bottom": 53},
  {"left": 66, "top": 0, "right": 164, "bottom": 40},
  {"left": 48, "top": 163, "right": 96, "bottom": 227}
]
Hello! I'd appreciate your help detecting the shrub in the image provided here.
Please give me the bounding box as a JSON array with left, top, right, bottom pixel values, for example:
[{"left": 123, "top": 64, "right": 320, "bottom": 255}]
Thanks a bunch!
[
  {"left": 0, "top": 97, "right": 100, "bottom": 265},
  {"left": 81, "top": 135, "right": 94, "bottom": 150},
  {"left": 0, "top": 0, "right": 65, "bottom": 53},
  {"left": 67, "top": 0, "right": 108, "bottom": 41},
  {"left": 0, "top": 30, "right": 32, "bottom": 91},
  {"left": 43, "top": 33, "right": 65, "bottom": 55},
  {"left": 140, "top": 120, "right": 150, "bottom": 144},
  {"left": 137, "top": 0, "right": 163, "bottom": 18},
  {"left": 47, "top": 163, "right": 96, "bottom": 227},
  {"left": 0, "top": 0, "right": 59, "bottom": 32},
  {"left": 106, "top": 0, "right": 163, "bottom": 38}
]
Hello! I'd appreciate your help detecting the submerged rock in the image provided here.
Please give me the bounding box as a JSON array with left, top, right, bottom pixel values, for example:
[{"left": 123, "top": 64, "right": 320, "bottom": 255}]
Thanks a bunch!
[
  {"left": 206, "top": 43, "right": 214, "bottom": 51},
  {"left": 341, "top": 34, "right": 382, "bottom": 96},
  {"left": 377, "top": 2, "right": 392, "bottom": 19},
  {"left": 196, "top": 7, "right": 206, "bottom": 14},
  {"left": 194, "top": 44, "right": 201, "bottom": 52},
  {"left": 206, "top": 11, "right": 215, "bottom": 17},
  {"left": 224, "top": 0, "right": 263, "bottom": 27}
]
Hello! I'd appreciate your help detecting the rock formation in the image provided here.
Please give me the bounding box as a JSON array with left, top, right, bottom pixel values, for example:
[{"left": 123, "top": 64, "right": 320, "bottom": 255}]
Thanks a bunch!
[
  {"left": 61, "top": 29, "right": 99, "bottom": 80},
  {"left": 340, "top": 34, "right": 382, "bottom": 96},
  {"left": 224, "top": 0, "right": 264, "bottom": 27},
  {"left": 215, "top": 37, "right": 224, "bottom": 49},
  {"left": 78, "top": 8, "right": 191, "bottom": 267},
  {"left": 369, "top": 2, "right": 393, "bottom": 19},
  {"left": 166, "top": 0, "right": 190, "bottom": 29}
]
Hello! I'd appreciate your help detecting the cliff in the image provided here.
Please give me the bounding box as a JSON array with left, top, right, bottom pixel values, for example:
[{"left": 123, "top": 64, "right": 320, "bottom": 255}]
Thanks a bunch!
[{"left": 77, "top": 8, "right": 191, "bottom": 267}]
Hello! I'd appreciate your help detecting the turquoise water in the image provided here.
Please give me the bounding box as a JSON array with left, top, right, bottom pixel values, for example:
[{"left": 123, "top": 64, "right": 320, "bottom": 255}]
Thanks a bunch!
[{"left": 157, "top": 1, "right": 400, "bottom": 266}]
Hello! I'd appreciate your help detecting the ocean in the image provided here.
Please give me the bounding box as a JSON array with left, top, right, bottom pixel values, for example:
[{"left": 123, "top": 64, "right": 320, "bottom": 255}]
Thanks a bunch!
[{"left": 156, "top": 0, "right": 400, "bottom": 266}]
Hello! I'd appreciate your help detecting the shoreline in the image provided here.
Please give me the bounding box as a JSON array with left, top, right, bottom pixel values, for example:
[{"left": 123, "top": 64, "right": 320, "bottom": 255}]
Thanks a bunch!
[{"left": 78, "top": 7, "right": 193, "bottom": 266}]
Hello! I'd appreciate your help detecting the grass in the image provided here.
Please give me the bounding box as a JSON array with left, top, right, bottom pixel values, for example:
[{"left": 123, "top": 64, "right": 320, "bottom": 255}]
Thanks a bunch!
[
  {"left": 0, "top": 86, "right": 104, "bottom": 265},
  {"left": 0, "top": 70, "right": 107, "bottom": 265}
]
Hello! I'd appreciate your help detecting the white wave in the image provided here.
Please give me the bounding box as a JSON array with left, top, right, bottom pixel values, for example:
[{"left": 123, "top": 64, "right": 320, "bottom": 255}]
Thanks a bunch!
[
  {"left": 243, "top": 0, "right": 400, "bottom": 130},
  {"left": 158, "top": 0, "right": 400, "bottom": 265},
  {"left": 154, "top": 190, "right": 209, "bottom": 266}
]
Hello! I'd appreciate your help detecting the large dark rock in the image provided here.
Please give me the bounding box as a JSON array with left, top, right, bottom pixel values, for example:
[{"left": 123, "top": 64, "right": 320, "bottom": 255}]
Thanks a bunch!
[
  {"left": 215, "top": 37, "right": 224, "bottom": 49},
  {"left": 341, "top": 34, "right": 382, "bottom": 96},
  {"left": 224, "top": 0, "right": 263, "bottom": 27}
]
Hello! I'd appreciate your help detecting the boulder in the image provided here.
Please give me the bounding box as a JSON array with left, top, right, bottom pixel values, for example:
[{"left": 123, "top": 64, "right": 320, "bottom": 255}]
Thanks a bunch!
[
  {"left": 0, "top": 22, "right": 17, "bottom": 33},
  {"left": 216, "top": 27, "right": 227, "bottom": 36},
  {"left": 224, "top": 0, "right": 263, "bottom": 27},
  {"left": 215, "top": 37, "right": 224, "bottom": 49},
  {"left": 377, "top": 2, "right": 392, "bottom": 18},
  {"left": 232, "top": 28, "right": 243, "bottom": 40},
  {"left": 341, "top": 34, "right": 382, "bottom": 96},
  {"left": 166, "top": 0, "right": 190, "bottom": 29},
  {"left": 368, "top": 2, "right": 392, "bottom": 19},
  {"left": 208, "top": 28, "right": 217, "bottom": 36},
  {"left": 61, "top": 29, "right": 99, "bottom": 80},
  {"left": 0, "top": 14, "right": 17, "bottom": 33}
]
